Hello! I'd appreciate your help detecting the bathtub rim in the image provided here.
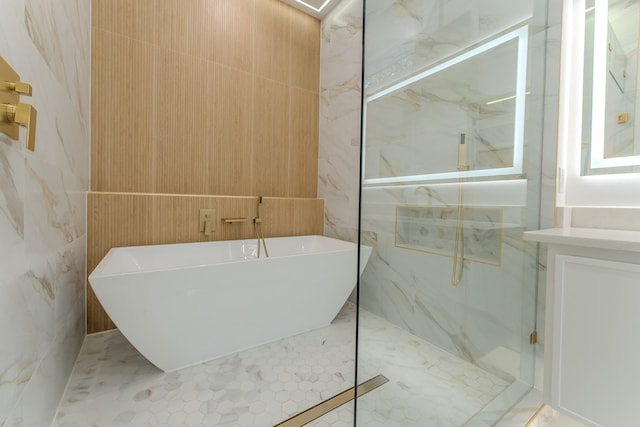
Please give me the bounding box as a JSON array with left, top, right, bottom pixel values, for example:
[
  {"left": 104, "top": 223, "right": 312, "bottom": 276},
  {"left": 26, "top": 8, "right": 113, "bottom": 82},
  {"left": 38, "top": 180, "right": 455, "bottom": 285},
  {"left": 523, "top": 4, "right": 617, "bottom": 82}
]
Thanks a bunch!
[{"left": 89, "top": 234, "right": 367, "bottom": 278}]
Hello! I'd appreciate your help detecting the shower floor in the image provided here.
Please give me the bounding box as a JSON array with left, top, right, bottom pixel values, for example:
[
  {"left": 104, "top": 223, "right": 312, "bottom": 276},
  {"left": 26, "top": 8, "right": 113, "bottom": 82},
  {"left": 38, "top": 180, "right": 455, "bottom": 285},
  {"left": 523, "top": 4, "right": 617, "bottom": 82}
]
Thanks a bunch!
[{"left": 53, "top": 303, "right": 511, "bottom": 427}]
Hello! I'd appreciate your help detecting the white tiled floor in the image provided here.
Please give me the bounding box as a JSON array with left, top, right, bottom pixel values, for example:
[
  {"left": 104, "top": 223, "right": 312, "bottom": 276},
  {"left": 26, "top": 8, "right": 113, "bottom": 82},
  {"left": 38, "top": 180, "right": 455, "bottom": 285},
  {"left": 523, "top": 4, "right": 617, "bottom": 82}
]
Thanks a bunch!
[{"left": 54, "top": 303, "right": 522, "bottom": 427}]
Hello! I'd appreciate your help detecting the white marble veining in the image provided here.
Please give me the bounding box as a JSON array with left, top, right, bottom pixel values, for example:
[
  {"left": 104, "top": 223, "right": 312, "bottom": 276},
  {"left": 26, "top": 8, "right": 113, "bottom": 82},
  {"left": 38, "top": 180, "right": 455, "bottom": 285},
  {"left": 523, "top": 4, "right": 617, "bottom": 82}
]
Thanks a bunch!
[
  {"left": 319, "top": 0, "right": 563, "bottom": 412},
  {"left": 0, "top": 257, "right": 54, "bottom": 423},
  {"left": 357, "top": 29, "right": 545, "bottom": 382},
  {"left": 359, "top": 190, "right": 532, "bottom": 383},
  {"left": 54, "top": 303, "right": 515, "bottom": 427},
  {"left": 0, "top": 0, "right": 89, "bottom": 424},
  {"left": 364, "top": 34, "right": 522, "bottom": 182},
  {"left": 356, "top": 310, "right": 515, "bottom": 426},
  {"left": 55, "top": 305, "right": 357, "bottom": 427},
  {"left": 396, "top": 205, "right": 504, "bottom": 265},
  {"left": 318, "top": 0, "right": 363, "bottom": 243},
  {"left": 353, "top": 0, "right": 557, "bottom": 407},
  {"left": 363, "top": 0, "right": 534, "bottom": 95},
  {"left": 0, "top": 140, "right": 27, "bottom": 284}
]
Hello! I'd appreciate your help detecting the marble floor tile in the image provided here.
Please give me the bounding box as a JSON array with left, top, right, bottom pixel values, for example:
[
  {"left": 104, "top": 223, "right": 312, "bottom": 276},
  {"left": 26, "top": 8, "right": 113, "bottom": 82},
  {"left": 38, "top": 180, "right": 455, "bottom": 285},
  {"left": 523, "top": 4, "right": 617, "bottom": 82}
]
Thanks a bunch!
[
  {"left": 355, "top": 310, "right": 510, "bottom": 426},
  {"left": 54, "top": 303, "right": 520, "bottom": 427}
]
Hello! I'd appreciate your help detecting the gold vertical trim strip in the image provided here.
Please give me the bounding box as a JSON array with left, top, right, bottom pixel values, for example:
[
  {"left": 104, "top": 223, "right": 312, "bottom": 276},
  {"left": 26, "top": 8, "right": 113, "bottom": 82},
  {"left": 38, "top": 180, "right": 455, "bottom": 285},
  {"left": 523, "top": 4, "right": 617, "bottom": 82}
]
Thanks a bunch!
[
  {"left": 523, "top": 403, "right": 547, "bottom": 427},
  {"left": 274, "top": 375, "right": 389, "bottom": 427}
]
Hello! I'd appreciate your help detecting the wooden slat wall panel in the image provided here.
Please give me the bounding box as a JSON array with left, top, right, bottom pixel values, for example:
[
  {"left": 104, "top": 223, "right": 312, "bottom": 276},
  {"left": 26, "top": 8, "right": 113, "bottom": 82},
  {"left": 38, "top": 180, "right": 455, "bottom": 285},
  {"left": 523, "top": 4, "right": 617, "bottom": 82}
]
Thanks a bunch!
[
  {"left": 289, "top": 88, "right": 319, "bottom": 198},
  {"left": 253, "top": 78, "right": 290, "bottom": 197},
  {"left": 255, "top": 0, "right": 291, "bottom": 84},
  {"left": 261, "top": 198, "right": 325, "bottom": 237},
  {"left": 290, "top": 11, "right": 320, "bottom": 92},
  {"left": 213, "top": 64, "right": 254, "bottom": 196},
  {"left": 92, "top": 0, "right": 156, "bottom": 44},
  {"left": 91, "top": 29, "right": 155, "bottom": 193},
  {"left": 87, "top": 192, "right": 324, "bottom": 333},
  {"left": 156, "top": 0, "right": 210, "bottom": 58},
  {"left": 153, "top": 49, "right": 211, "bottom": 194},
  {"left": 210, "top": 0, "right": 254, "bottom": 72},
  {"left": 92, "top": 0, "right": 319, "bottom": 198}
]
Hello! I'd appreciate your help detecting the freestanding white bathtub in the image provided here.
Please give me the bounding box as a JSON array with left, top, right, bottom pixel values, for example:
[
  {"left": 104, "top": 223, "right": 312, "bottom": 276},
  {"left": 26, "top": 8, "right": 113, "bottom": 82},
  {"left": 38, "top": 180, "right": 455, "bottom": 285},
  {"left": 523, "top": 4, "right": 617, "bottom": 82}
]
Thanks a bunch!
[{"left": 89, "top": 235, "right": 371, "bottom": 372}]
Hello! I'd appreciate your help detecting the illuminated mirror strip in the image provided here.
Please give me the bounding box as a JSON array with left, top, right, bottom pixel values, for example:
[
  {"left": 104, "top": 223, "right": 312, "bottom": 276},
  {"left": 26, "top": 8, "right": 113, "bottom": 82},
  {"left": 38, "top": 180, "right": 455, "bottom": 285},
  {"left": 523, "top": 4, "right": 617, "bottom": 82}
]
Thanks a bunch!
[
  {"left": 590, "top": 0, "right": 640, "bottom": 168},
  {"left": 294, "top": 0, "right": 333, "bottom": 13},
  {"left": 362, "top": 25, "right": 529, "bottom": 185}
]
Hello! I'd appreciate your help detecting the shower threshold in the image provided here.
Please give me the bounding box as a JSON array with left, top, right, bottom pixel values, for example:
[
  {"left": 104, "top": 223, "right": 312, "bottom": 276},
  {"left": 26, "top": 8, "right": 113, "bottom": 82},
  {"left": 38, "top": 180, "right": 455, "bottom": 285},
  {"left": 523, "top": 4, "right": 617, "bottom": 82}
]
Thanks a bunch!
[{"left": 274, "top": 374, "right": 389, "bottom": 427}]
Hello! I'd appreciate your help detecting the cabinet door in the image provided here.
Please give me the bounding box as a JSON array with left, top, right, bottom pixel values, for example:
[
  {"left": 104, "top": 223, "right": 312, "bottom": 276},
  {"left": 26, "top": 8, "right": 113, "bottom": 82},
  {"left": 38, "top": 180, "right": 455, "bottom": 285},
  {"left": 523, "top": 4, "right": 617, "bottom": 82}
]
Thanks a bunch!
[{"left": 551, "top": 255, "right": 640, "bottom": 427}]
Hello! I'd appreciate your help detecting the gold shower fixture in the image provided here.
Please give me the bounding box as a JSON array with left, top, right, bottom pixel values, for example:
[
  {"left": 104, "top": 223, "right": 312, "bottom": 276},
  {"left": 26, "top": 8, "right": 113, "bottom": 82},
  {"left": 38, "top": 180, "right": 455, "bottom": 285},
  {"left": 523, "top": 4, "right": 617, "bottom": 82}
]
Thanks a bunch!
[{"left": 0, "top": 56, "right": 37, "bottom": 151}]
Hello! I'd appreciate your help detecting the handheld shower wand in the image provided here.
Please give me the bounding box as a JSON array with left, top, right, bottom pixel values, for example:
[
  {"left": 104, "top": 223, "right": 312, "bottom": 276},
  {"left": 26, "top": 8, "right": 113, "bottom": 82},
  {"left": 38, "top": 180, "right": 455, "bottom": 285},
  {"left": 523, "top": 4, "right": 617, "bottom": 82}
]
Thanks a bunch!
[
  {"left": 254, "top": 196, "right": 269, "bottom": 258},
  {"left": 457, "top": 132, "right": 470, "bottom": 172},
  {"left": 452, "top": 133, "right": 468, "bottom": 286}
]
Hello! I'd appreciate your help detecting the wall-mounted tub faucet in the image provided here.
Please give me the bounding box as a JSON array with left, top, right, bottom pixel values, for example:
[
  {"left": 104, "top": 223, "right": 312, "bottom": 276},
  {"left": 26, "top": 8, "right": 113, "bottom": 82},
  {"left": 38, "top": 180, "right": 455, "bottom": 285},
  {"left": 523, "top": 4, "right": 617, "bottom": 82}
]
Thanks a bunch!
[{"left": 254, "top": 196, "right": 269, "bottom": 258}]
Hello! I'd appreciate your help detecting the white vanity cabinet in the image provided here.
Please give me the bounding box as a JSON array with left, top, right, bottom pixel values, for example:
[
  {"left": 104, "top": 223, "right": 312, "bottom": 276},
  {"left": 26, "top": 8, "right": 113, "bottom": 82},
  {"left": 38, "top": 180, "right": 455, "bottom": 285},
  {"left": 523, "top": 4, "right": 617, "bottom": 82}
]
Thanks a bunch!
[{"left": 524, "top": 228, "right": 640, "bottom": 427}]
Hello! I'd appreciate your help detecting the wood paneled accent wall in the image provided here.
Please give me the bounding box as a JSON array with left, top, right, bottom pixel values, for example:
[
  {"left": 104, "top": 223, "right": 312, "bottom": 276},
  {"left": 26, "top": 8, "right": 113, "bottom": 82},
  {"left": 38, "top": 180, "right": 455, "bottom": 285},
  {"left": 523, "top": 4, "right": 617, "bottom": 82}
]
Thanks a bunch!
[
  {"left": 89, "top": 0, "right": 323, "bottom": 333},
  {"left": 91, "top": 0, "right": 320, "bottom": 196}
]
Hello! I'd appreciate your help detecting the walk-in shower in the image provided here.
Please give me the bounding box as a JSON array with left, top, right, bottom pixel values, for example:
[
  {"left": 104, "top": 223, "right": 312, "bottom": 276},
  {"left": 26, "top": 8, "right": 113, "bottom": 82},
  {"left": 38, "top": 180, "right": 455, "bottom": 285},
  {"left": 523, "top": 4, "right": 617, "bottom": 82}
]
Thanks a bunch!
[{"left": 355, "top": 0, "right": 548, "bottom": 424}]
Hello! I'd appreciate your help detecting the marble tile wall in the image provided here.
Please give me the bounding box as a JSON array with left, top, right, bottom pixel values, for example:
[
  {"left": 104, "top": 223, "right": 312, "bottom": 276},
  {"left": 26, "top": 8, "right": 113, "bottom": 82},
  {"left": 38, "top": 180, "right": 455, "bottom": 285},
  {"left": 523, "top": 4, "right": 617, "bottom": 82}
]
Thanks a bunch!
[
  {"left": 360, "top": 0, "right": 541, "bottom": 383},
  {"left": 364, "top": 35, "right": 522, "bottom": 181},
  {"left": 320, "top": 0, "right": 562, "bottom": 393},
  {"left": 362, "top": 0, "right": 533, "bottom": 96},
  {"left": 0, "top": 0, "right": 89, "bottom": 425},
  {"left": 318, "top": 0, "right": 364, "bottom": 243},
  {"left": 359, "top": 181, "right": 536, "bottom": 383}
]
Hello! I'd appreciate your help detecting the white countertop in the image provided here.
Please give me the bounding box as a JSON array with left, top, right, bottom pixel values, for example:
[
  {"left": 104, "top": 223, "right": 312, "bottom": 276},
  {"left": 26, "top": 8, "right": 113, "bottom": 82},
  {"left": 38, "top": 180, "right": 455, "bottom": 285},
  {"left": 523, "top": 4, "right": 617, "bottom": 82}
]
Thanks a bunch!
[{"left": 523, "top": 228, "right": 640, "bottom": 252}]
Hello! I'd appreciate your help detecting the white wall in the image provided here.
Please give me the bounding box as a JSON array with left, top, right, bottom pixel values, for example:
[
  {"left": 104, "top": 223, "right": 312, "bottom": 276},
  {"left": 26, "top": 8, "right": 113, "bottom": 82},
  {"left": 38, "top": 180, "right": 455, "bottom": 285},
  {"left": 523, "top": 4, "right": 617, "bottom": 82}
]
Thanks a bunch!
[{"left": 0, "top": 0, "right": 90, "bottom": 424}]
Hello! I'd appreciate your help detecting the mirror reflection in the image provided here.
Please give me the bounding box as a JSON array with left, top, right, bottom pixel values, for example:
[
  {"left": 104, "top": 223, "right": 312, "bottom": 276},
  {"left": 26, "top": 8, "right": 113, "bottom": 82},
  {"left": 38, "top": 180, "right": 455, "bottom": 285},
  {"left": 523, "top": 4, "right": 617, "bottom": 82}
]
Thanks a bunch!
[{"left": 582, "top": 0, "right": 640, "bottom": 175}]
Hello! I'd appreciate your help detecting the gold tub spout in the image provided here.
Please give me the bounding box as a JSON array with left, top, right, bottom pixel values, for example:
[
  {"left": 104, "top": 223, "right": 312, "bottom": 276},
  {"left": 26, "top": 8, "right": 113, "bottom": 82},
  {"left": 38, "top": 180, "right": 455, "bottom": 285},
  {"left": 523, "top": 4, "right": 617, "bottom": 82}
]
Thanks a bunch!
[{"left": 222, "top": 217, "right": 249, "bottom": 223}]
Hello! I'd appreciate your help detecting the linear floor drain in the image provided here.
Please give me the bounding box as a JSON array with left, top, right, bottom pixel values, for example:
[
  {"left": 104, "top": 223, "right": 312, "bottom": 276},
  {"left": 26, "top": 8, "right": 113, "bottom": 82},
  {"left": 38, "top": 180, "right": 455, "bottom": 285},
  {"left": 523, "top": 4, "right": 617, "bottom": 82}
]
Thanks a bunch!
[{"left": 274, "top": 374, "right": 389, "bottom": 427}]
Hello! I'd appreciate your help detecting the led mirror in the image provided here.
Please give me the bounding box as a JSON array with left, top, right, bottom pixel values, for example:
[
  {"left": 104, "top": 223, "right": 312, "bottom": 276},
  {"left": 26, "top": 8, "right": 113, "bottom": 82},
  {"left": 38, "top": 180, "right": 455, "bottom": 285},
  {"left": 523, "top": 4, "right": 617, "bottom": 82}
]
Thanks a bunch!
[
  {"left": 582, "top": 0, "right": 640, "bottom": 175},
  {"left": 362, "top": 27, "right": 529, "bottom": 185}
]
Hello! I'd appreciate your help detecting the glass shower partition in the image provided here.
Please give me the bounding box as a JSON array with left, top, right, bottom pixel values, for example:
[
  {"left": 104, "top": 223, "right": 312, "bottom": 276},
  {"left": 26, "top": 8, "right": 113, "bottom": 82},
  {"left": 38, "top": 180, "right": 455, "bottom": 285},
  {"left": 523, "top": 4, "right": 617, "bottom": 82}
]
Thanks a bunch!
[{"left": 356, "top": 0, "right": 547, "bottom": 425}]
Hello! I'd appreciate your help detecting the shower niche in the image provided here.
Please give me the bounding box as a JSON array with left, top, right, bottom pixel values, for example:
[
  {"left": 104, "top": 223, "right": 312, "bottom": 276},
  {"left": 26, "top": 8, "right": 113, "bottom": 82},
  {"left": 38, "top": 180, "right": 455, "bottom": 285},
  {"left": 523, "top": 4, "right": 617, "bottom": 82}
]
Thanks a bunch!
[{"left": 395, "top": 205, "right": 503, "bottom": 266}]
